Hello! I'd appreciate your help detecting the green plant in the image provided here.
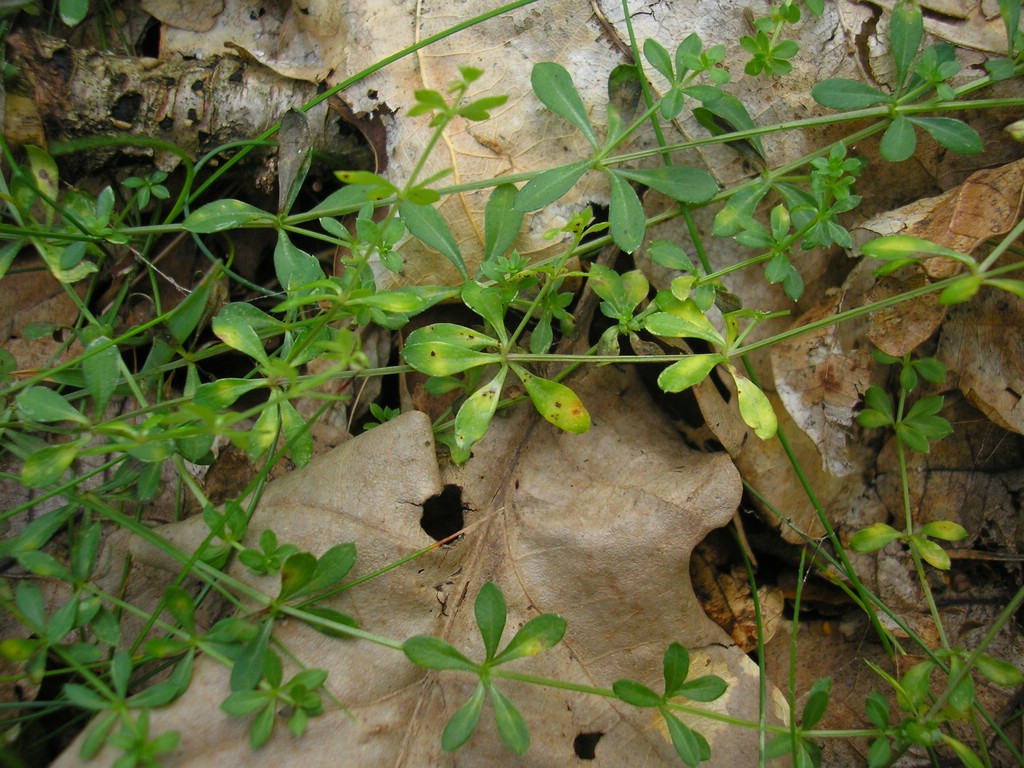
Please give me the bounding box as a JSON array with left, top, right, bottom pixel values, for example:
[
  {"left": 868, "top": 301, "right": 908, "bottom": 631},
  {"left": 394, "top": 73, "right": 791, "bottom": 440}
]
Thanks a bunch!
[{"left": 2, "top": 0, "right": 1024, "bottom": 766}]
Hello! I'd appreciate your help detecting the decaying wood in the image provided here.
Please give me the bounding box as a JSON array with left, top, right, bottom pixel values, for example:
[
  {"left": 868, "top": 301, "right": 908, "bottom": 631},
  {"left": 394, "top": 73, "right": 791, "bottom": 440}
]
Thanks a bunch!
[{"left": 4, "top": 31, "right": 377, "bottom": 173}]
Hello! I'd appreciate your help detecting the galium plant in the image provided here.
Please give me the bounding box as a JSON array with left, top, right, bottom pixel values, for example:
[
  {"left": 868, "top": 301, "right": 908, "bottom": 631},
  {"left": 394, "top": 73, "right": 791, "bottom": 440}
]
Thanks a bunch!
[{"left": 1, "top": 0, "right": 1023, "bottom": 765}]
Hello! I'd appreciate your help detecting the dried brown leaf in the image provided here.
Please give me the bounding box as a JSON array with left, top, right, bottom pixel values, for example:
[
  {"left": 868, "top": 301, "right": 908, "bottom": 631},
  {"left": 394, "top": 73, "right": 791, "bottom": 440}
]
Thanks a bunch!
[{"left": 59, "top": 368, "right": 788, "bottom": 767}]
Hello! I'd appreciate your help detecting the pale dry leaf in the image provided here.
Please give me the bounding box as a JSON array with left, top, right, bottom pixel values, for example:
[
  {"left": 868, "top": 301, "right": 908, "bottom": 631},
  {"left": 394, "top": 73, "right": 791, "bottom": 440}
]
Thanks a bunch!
[
  {"left": 155, "top": 0, "right": 625, "bottom": 286},
  {"left": 864, "top": 0, "right": 1014, "bottom": 54},
  {"left": 140, "top": 0, "right": 224, "bottom": 32},
  {"left": 772, "top": 291, "right": 877, "bottom": 477},
  {"left": 59, "top": 368, "right": 786, "bottom": 767}
]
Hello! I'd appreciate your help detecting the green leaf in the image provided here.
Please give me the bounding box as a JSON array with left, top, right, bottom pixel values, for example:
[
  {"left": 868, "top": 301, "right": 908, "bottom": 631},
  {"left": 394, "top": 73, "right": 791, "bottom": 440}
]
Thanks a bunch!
[
  {"left": 860, "top": 234, "right": 961, "bottom": 261},
  {"left": 912, "top": 536, "right": 950, "bottom": 570},
  {"left": 483, "top": 183, "right": 523, "bottom": 263},
  {"left": 940, "top": 275, "right": 982, "bottom": 304},
  {"left": 643, "top": 38, "right": 674, "bottom": 82},
  {"left": 80, "top": 711, "right": 118, "bottom": 759},
  {"left": 164, "top": 586, "right": 196, "bottom": 632},
  {"left": 475, "top": 582, "right": 507, "bottom": 662},
  {"left": 402, "top": 342, "right": 498, "bottom": 376},
  {"left": 280, "top": 399, "right": 313, "bottom": 468},
  {"left": 22, "top": 440, "right": 84, "bottom": 488},
  {"left": 490, "top": 685, "right": 530, "bottom": 755},
  {"left": 849, "top": 523, "right": 903, "bottom": 553},
  {"left": 998, "top": 0, "right": 1021, "bottom": 52},
  {"left": 193, "top": 378, "right": 266, "bottom": 410},
  {"left": 461, "top": 281, "right": 507, "bottom": 335},
  {"left": 403, "top": 636, "right": 477, "bottom": 672},
  {"left": 918, "top": 520, "right": 967, "bottom": 541},
  {"left": 801, "top": 677, "right": 831, "bottom": 729},
  {"left": 693, "top": 93, "right": 766, "bottom": 161},
  {"left": 898, "top": 660, "right": 933, "bottom": 712},
  {"left": 712, "top": 181, "right": 770, "bottom": 237},
  {"left": 614, "top": 165, "right": 719, "bottom": 204},
  {"left": 493, "top": 613, "right": 567, "bottom": 665},
  {"left": 212, "top": 303, "right": 280, "bottom": 364},
  {"left": 279, "top": 552, "right": 316, "bottom": 600},
  {"left": 867, "top": 737, "right": 892, "bottom": 768},
  {"left": 865, "top": 690, "right": 890, "bottom": 729},
  {"left": 302, "top": 606, "right": 359, "bottom": 638},
  {"left": 292, "top": 542, "right": 357, "bottom": 598},
  {"left": 64, "top": 683, "right": 111, "bottom": 711},
  {"left": 398, "top": 200, "right": 468, "bottom": 279},
  {"left": 975, "top": 653, "right": 1024, "bottom": 686},
  {"left": 982, "top": 279, "right": 1024, "bottom": 302},
  {"left": 82, "top": 337, "right": 120, "bottom": 413},
  {"left": 531, "top": 62, "right": 598, "bottom": 148},
  {"left": 110, "top": 650, "right": 132, "bottom": 699},
  {"left": 880, "top": 115, "right": 917, "bottom": 162},
  {"left": 59, "top": 0, "right": 88, "bottom": 26},
  {"left": 16, "top": 386, "right": 88, "bottom": 424},
  {"left": 644, "top": 312, "right": 721, "bottom": 345},
  {"left": 454, "top": 367, "right": 507, "bottom": 457},
  {"left": 230, "top": 621, "right": 272, "bottom": 692},
  {"left": 657, "top": 354, "right": 724, "bottom": 393},
  {"left": 250, "top": 702, "right": 276, "bottom": 748},
  {"left": 127, "top": 679, "right": 181, "bottom": 709},
  {"left": 182, "top": 199, "right": 273, "bottom": 233},
  {"left": 274, "top": 232, "right": 324, "bottom": 292},
  {"left": 734, "top": 373, "right": 777, "bottom": 439},
  {"left": 811, "top": 78, "right": 890, "bottom": 109},
  {"left": 612, "top": 679, "right": 662, "bottom": 708},
  {"left": 662, "top": 643, "right": 690, "bottom": 698},
  {"left": 648, "top": 240, "right": 695, "bottom": 272},
  {"left": 442, "top": 681, "right": 486, "bottom": 751},
  {"left": 17, "top": 550, "right": 69, "bottom": 580},
  {"left": 678, "top": 675, "right": 728, "bottom": 702},
  {"left": 942, "top": 736, "right": 984, "bottom": 768},
  {"left": 405, "top": 323, "right": 497, "bottom": 349},
  {"left": 908, "top": 117, "right": 983, "bottom": 155},
  {"left": 607, "top": 171, "right": 645, "bottom": 253},
  {"left": 513, "top": 160, "right": 591, "bottom": 212},
  {"left": 515, "top": 368, "right": 591, "bottom": 434},
  {"left": 889, "top": 0, "right": 923, "bottom": 89},
  {"left": 663, "top": 710, "right": 701, "bottom": 767},
  {"left": 0, "top": 506, "right": 74, "bottom": 559}
]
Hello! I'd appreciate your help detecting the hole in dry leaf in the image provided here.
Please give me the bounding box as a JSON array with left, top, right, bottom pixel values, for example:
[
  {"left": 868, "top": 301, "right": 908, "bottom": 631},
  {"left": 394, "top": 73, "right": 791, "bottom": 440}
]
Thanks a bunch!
[
  {"left": 573, "top": 731, "right": 603, "bottom": 759},
  {"left": 420, "top": 484, "right": 465, "bottom": 541}
]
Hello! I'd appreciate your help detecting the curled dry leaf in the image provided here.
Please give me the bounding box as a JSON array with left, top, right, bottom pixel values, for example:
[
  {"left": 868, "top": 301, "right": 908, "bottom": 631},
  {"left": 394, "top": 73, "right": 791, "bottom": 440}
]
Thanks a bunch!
[
  {"left": 60, "top": 367, "right": 787, "bottom": 767},
  {"left": 856, "top": 158, "right": 1024, "bottom": 356},
  {"left": 937, "top": 290, "right": 1024, "bottom": 434}
]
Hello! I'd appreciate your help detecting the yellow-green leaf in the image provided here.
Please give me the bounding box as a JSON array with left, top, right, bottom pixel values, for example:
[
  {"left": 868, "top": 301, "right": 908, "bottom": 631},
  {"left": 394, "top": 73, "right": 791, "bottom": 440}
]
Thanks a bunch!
[{"left": 733, "top": 373, "right": 777, "bottom": 439}]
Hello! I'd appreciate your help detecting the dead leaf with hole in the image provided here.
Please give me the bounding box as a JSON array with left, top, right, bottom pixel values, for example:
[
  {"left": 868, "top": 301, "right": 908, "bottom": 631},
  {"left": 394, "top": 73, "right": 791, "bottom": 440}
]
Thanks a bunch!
[{"left": 57, "top": 366, "right": 788, "bottom": 767}]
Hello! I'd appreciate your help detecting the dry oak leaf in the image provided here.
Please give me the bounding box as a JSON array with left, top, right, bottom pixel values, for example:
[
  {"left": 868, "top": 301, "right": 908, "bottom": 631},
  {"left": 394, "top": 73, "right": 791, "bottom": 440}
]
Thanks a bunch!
[{"left": 59, "top": 366, "right": 786, "bottom": 767}]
